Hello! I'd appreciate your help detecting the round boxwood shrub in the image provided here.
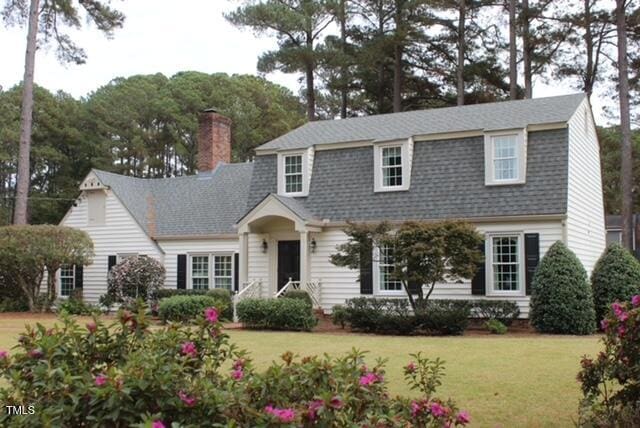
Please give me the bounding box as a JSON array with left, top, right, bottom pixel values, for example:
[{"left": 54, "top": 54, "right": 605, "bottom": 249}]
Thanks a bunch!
[
  {"left": 236, "top": 298, "right": 317, "bottom": 331},
  {"left": 107, "top": 256, "right": 165, "bottom": 303},
  {"left": 591, "top": 243, "right": 640, "bottom": 323},
  {"left": 529, "top": 241, "right": 596, "bottom": 335},
  {"left": 158, "top": 295, "right": 225, "bottom": 323}
]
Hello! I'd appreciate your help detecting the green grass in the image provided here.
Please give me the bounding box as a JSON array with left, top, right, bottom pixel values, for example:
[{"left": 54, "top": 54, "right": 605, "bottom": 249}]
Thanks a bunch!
[{"left": 0, "top": 316, "right": 601, "bottom": 427}]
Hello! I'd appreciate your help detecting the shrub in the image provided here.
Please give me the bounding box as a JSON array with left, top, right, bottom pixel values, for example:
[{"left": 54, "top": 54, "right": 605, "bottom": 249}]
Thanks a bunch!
[
  {"left": 0, "top": 306, "right": 471, "bottom": 427},
  {"left": 472, "top": 300, "right": 521, "bottom": 326},
  {"left": 485, "top": 319, "right": 508, "bottom": 335},
  {"left": 331, "top": 305, "right": 348, "bottom": 328},
  {"left": 591, "top": 243, "right": 640, "bottom": 323},
  {"left": 158, "top": 295, "right": 226, "bottom": 323},
  {"left": 107, "top": 256, "right": 165, "bottom": 304},
  {"left": 152, "top": 288, "right": 233, "bottom": 320},
  {"left": 0, "top": 271, "right": 28, "bottom": 312},
  {"left": 236, "top": 298, "right": 317, "bottom": 331},
  {"left": 417, "top": 300, "right": 471, "bottom": 336},
  {"left": 57, "top": 294, "right": 98, "bottom": 316},
  {"left": 338, "top": 297, "right": 418, "bottom": 335},
  {"left": 282, "top": 289, "right": 313, "bottom": 307},
  {"left": 530, "top": 241, "right": 596, "bottom": 335},
  {"left": 578, "top": 296, "right": 640, "bottom": 426}
]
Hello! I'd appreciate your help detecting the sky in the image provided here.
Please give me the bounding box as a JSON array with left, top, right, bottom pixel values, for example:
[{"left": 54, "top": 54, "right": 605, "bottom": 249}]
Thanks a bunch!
[{"left": 0, "top": 0, "right": 608, "bottom": 124}]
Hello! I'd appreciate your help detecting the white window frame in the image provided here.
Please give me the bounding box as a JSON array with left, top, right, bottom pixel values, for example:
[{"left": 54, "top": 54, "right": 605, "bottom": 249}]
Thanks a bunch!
[
  {"left": 484, "top": 129, "right": 527, "bottom": 186},
  {"left": 188, "top": 253, "right": 235, "bottom": 291},
  {"left": 277, "top": 150, "right": 309, "bottom": 197},
  {"left": 213, "top": 254, "right": 234, "bottom": 290},
  {"left": 486, "top": 232, "right": 526, "bottom": 297},
  {"left": 374, "top": 140, "right": 411, "bottom": 192},
  {"left": 372, "top": 246, "right": 405, "bottom": 296},
  {"left": 58, "top": 265, "right": 75, "bottom": 298}
]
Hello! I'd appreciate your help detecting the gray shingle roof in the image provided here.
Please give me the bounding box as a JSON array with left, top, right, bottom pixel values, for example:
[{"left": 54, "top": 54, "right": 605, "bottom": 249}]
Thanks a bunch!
[
  {"left": 257, "top": 93, "right": 586, "bottom": 151},
  {"left": 93, "top": 163, "right": 254, "bottom": 237},
  {"left": 247, "top": 128, "right": 569, "bottom": 221}
]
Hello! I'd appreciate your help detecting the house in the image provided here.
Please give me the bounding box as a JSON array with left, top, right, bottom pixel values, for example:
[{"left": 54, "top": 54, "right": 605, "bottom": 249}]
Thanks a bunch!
[
  {"left": 605, "top": 214, "right": 640, "bottom": 258},
  {"left": 57, "top": 94, "right": 605, "bottom": 317}
]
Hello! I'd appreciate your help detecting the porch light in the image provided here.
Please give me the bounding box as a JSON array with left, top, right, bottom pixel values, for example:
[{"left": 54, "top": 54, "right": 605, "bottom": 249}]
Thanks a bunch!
[
  {"left": 310, "top": 238, "right": 317, "bottom": 253},
  {"left": 261, "top": 239, "right": 268, "bottom": 253}
]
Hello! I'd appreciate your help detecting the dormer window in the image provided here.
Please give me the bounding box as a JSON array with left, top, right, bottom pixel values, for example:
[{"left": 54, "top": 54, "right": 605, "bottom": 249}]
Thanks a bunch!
[
  {"left": 374, "top": 140, "right": 412, "bottom": 192},
  {"left": 277, "top": 149, "right": 313, "bottom": 197},
  {"left": 484, "top": 129, "right": 527, "bottom": 185}
]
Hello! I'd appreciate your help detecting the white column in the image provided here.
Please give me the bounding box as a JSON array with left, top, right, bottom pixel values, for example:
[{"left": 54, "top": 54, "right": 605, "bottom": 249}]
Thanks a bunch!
[
  {"left": 300, "top": 230, "right": 310, "bottom": 286},
  {"left": 239, "top": 232, "right": 248, "bottom": 287}
]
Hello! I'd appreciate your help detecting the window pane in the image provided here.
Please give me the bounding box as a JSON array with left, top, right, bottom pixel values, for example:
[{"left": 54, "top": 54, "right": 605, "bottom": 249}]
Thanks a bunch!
[
  {"left": 381, "top": 146, "right": 403, "bottom": 187},
  {"left": 284, "top": 155, "right": 303, "bottom": 193},
  {"left": 379, "top": 246, "right": 403, "bottom": 291},
  {"left": 60, "top": 265, "right": 74, "bottom": 297},
  {"left": 492, "top": 236, "right": 520, "bottom": 291},
  {"left": 192, "top": 256, "right": 209, "bottom": 290},
  {"left": 492, "top": 135, "right": 518, "bottom": 181},
  {"left": 214, "top": 255, "right": 233, "bottom": 290}
]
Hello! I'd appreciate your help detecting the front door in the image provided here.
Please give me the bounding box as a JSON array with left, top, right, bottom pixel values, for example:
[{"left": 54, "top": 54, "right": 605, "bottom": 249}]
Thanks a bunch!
[{"left": 277, "top": 240, "right": 300, "bottom": 291}]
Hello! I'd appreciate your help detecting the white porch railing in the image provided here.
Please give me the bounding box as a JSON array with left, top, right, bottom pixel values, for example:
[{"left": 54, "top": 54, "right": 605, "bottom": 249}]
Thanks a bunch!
[
  {"left": 233, "top": 280, "right": 260, "bottom": 322},
  {"left": 274, "top": 278, "right": 322, "bottom": 308}
]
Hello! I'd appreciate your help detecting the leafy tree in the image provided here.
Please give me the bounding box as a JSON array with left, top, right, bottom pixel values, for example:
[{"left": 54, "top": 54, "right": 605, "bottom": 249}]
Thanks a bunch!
[
  {"left": 330, "top": 220, "right": 484, "bottom": 311},
  {"left": 2, "top": 0, "right": 125, "bottom": 224},
  {"left": 226, "top": 0, "right": 336, "bottom": 121},
  {"left": 591, "top": 243, "right": 640, "bottom": 323},
  {"left": 529, "top": 241, "right": 596, "bottom": 335},
  {"left": 0, "top": 225, "right": 93, "bottom": 311}
]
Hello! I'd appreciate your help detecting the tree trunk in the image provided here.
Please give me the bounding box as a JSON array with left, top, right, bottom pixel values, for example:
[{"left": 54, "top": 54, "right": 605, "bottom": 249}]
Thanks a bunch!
[
  {"left": 509, "top": 0, "right": 518, "bottom": 99},
  {"left": 584, "top": 0, "right": 594, "bottom": 99},
  {"left": 340, "top": 0, "right": 348, "bottom": 119},
  {"left": 305, "top": 63, "right": 316, "bottom": 121},
  {"left": 522, "top": 0, "right": 532, "bottom": 99},
  {"left": 457, "top": 0, "right": 466, "bottom": 106},
  {"left": 617, "top": 0, "right": 633, "bottom": 250},
  {"left": 392, "top": 1, "right": 403, "bottom": 113},
  {"left": 13, "top": 0, "right": 40, "bottom": 225}
]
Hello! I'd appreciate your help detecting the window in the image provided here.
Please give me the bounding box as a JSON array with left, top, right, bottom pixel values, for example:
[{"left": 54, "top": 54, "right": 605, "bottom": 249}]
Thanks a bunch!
[
  {"left": 379, "top": 246, "right": 403, "bottom": 292},
  {"left": 60, "top": 265, "right": 75, "bottom": 297},
  {"left": 493, "top": 135, "right": 517, "bottom": 180},
  {"left": 191, "top": 255, "right": 209, "bottom": 290},
  {"left": 284, "top": 155, "right": 303, "bottom": 194},
  {"left": 484, "top": 130, "right": 527, "bottom": 185},
  {"left": 213, "top": 255, "right": 233, "bottom": 290},
  {"left": 491, "top": 236, "right": 520, "bottom": 292},
  {"left": 381, "top": 146, "right": 403, "bottom": 187}
]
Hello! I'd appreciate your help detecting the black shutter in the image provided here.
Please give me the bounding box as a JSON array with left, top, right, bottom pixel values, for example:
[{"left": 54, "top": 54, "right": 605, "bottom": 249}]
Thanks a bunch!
[
  {"left": 107, "top": 255, "right": 117, "bottom": 272},
  {"left": 177, "top": 254, "right": 187, "bottom": 289},
  {"left": 74, "top": 265, "right": 84, "bottom": 289},
  {"left": 360, "top": 246, "right": 373, "bottom": 295},
  {"left": 524, "top": 233, "right": 540, "bottom": 295},
  {"left": 471, "top": 241, "right": 486, "bottom": 295},
  {"left": 233, "top": 253, "right": 239, "bottom": 292}
]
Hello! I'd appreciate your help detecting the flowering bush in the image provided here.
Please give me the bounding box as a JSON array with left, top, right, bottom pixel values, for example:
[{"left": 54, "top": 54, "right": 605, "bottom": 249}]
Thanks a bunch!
[
  {"left": 577, "top": 295, "right": 640, "bottom": 426},
  {"left": 107, "top": 256, "right": 165, "bottom": 303},
  {"left": 0, "top": 305, "right": 470, "bottom": 427}
]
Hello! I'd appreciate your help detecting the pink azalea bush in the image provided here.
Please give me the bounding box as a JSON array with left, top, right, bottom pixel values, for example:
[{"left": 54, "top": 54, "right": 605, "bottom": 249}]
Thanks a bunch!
[
  {"left": 0, "top": 303, "right": 470, "bottom": 427},
  {"left": 578, "top": 296, "right": 640, "bottom": 426}
]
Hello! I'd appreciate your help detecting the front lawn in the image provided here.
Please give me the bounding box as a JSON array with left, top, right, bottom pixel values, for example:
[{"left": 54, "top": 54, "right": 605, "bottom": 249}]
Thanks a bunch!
[{"left": 0, "top": 315, "right": 600, "bottom": 427}]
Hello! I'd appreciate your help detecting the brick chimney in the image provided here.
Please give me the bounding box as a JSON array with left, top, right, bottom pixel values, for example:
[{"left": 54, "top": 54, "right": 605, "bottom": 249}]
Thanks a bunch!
[{"left": 197, "top": 108, "right": 232, "bottom": 172}]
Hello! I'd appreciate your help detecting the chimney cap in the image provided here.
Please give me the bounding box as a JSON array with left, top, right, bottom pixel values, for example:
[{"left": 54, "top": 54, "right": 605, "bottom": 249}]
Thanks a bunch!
[{"left": 203, "top": 107, "right": 220, "bottom": 113}]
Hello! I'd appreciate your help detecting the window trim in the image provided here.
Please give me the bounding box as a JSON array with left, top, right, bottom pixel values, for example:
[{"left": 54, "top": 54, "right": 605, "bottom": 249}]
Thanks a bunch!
[
  {"left": 485, "top": 232, "right": 526, "bottom": 297},
  {"left": 484, "top": 129, "right": 527, "bottom": 186},
  {"left": 277, "top": 150, "right": 309, "bottom": 197},
  {"left": 212, "top": 254, "right": 234, "bottom": 290},
  {"left": 58, "top": 265, "right": 76, "bottom": 298},
  {"left": 373, "top": 140, "right": 411, "bottom": 192},
  {"left": 372, "top": 246, "right": 405, "bottom": 296},
  {"left": 187, "top": 252, "right": 235, "bottom": 291}
]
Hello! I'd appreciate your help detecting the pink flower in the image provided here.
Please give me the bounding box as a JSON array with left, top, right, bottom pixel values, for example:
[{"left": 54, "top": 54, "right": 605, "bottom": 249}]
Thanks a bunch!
[
  {"left": 618, "top": 325, "right": 626, "bottom": 337},
  {"left": 28, "top": 349, "right": 44, "bottom": 359},
  {"left": 405, "top": 361, "right": 417, "bottom": 373},
  {"left": 329, "top": 396, "right": 343, "bottom": 409},
  {"left": 411, "top": 401, "right": 422, "bottom": 417},
  {"left": 632, "top": 295, "right": 640, "bottom": 308},
  {"left": 86, "top": 322, "right": 97, "bottom": 334},
  {"left": 359, "top": 372, "right": 381, "bottom": 386},
  {"left": 429, "top": 402, "right": 447, "bottom": 418},
  {"left": 181, "top": 341, "right": 197, "bottom": 358},
  {"left": 178, "top": 390, "right": 197, "bottom": 407},
  {"left": 232, "top": 358, "right": 245, "bottom": 370},
  {"left": 307, "top": 400, "right": 324, "bottom": 421},
  {"left": 612, "top": 302, "right": 624, "bottom": 317},
  {"left": 152, "top": 421, "right": 165, "bottom": 428},
  {"left": 600, "top": 319, "right": 609, "bottom": 331},
  {"left": 0, "top": 351, "right": 8, "bottom": 359},
  {"left": 265, "top": 405, "right": 296, "bottom": 423},
  {"left": 94, "top": 374, "right": 107, "bottom": 387},
  {"left": 617, "top": 311, "right": 629, "bottom": 322},
  {"left": 231, "top": 369, "right": 244, "bottom": 380},
  {"left": 204, "top": 307, "right": 219, "bottom": 324},
  {"left": 456, "top": 410, "right": 471, "bottom": 425}
]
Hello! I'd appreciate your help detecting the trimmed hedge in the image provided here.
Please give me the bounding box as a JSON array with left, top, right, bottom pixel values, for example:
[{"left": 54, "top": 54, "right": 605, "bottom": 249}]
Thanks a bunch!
[
  {"left": 530, "top": 241, "right": 596, "bottom": 335},
  {"left": 153, "top": 288, "right": 233, "bottom": 320},
  {"left": 472, "top": 300, "right": 520, "bottom": 326},
  {"left": 158, "top": 295, "right": 227, "bottom": 323},
  {"left": 485, "top": 319, "right": 508, "bottom": 334},
  {"left": 417, "top": 300, "right": 471, "bottom": 336},
  {"left": 591, "top": 243, "right": 640, "bottom": 322},
  {"left": 236, "top": 298, "right": 317, "bottom": 331},
  {"left": 282, "top": 289, "right": 313, "bottom": 307}
]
